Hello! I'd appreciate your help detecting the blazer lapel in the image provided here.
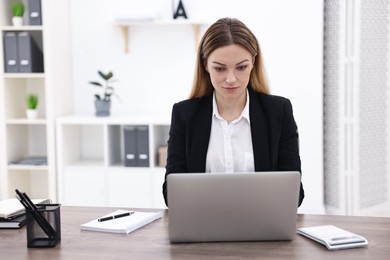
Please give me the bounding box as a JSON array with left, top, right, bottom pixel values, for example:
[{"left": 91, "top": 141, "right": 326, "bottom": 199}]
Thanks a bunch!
[
  {"left": 188, "top": 96, "right": 213, "bottom": 172},
  {"left": 249, "top": 91, "right": 272, "bottom": 171}
]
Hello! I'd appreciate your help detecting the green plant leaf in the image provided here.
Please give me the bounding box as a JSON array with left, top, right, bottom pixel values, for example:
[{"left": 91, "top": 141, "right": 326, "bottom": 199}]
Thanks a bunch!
[
  {"left": 98, "top": 71, "right": 113, "bottom": 80},
  {"left": 106, "top": 72, "right": 113, "bottom": 79},
  {"left": 26, "top": 94, "right": 38, "bottom": 109},
  {"left": 12, "top": 2, "right": 24, "bottom": 17},
  {"left": 89, "top": 81, "right": 103, "bottom": 87},
  {"left": 91, "top": 70, "right": 118, "bottom": 102}
]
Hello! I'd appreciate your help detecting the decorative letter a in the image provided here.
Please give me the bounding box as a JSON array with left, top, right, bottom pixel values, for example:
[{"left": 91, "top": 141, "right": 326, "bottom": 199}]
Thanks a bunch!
[{"left": 173, "top": 0, "right": 188, "bottom": 19}]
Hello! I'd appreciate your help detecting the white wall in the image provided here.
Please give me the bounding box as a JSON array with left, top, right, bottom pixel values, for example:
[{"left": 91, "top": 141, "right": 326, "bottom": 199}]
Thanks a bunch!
[{"left": 69, "top": 0, "right": 324, "bottom": 213}]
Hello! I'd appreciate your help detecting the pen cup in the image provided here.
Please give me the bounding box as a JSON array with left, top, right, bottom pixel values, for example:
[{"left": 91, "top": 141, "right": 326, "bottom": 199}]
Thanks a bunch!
[{"left": 26, "top": 203, "right": 61, "bottom": 248}]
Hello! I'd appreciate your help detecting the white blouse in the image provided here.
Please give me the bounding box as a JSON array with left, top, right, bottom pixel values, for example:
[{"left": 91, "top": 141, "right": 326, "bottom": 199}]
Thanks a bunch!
[{"left": 206, "top": 91, "right": 255, "bottom": 173}]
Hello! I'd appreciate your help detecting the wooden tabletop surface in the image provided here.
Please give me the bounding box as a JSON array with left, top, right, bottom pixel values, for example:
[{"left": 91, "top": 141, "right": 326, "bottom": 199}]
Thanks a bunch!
[{"left": 1, "top": 206, "right": 389, "bottom": 259}]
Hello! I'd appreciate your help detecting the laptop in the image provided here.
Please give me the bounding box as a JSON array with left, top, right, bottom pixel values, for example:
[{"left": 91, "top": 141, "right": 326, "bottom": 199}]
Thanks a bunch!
[{"left": 167, "top": 171, "right": 301, "bottom": 243}]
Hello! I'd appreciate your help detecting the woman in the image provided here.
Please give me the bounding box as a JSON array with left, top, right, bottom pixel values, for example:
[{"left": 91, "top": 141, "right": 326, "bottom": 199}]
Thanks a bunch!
[{"left": 162, "top": 17, "right": 304, "bottom": 207}]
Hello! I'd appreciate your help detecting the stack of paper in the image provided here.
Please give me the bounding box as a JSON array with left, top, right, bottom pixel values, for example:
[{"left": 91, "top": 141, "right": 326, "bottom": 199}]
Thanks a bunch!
[
  {"left": 0, "top": 214, "right": 26, "bottom": 228},
  {"left": 0, "top": 198, "right": 51, "bottom": 219},
  {"left": 9, "top": 156, "right": 48, "bottom": 165},
  {"left": 80, "top": 210, "right": 163, "bottom": 234},
  {"left": 0, "top": 198, "right": 51, "bottom": 229}
]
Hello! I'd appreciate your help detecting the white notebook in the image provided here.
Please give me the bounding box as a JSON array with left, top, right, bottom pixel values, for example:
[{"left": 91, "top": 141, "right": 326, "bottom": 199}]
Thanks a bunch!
[
  {"left": 297, "top": 225, "right": 368, "bottom": 250},
  {"left": 80, "top": 210, "right": 163, "bottom": 234},
  {"left": 0, "top": 198, "right": 51, "bottom": 219}
]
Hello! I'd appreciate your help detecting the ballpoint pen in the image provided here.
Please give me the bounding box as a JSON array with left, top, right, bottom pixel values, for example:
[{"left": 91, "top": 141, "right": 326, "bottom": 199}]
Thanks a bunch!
[
  {"left": 98, "top": 212, "right": 134, "bottom": 222},
  {"left": 15, "top": 189, "right": 56, "bottom": 238}
]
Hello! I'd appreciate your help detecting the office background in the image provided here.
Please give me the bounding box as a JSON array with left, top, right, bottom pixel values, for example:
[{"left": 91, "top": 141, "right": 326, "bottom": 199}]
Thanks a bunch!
[
  {"left": 1, "top": 0, "right": 388, "bottom": 216},
  {"left": 69, "top": 0, "right": 323, "bottom": 214}
]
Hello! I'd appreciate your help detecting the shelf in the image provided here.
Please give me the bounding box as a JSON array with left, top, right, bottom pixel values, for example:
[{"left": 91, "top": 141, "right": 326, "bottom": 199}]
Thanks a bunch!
[
  {"left": 114, "top": 19, "right": 209, "bottom": 53},
  {"left": 5, "top": 169, "right": 49, "bottom": 199},
  {"left": 56, "top": 114, "right": 170, "bottom": 208},
  {"left": 58, "top": 114, "right": 170, "bottom": 125},
  {"left": 107, "top": 164, "right": 163, "bottom": 170},
  {"left": 0, "top": 0, "right": 73, "bottom": 201},
  {"left": 1, "top": 25, "right": 43, "bottom": 31},
  {"left": 6, "top": 118, "right": 47, "bottom": 124},
  {"left": 2, "top": 77, "right": 46, "bottom": 119},
  {"left": 57, "top": 116, "right": 170, "bottom": 168},
  {"left": 5, "top": 125, "right": 47, "bottom": 162},
  {"left": 7, "top": 164, "right": 48, "bottom": 171},
  {"left": 1, "top": 30, "right": 44, "bottom": 59},
  {"left": 3, "top": 73, "right": 45, "bottom": 78},
  {"left": 64, "top": 160, "right": 105, "bottom": 168}
]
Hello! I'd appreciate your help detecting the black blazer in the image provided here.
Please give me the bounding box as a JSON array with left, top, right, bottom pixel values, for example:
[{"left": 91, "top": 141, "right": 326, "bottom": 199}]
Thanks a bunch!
[{"left": 162, "top": 88, "right": 305, "bottom": 206}]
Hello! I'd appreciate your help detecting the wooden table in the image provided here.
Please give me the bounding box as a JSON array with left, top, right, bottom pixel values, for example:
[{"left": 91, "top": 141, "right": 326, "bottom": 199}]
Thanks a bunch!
[{"left": 1, "top": 206, "right": 389, "bottom": 259}]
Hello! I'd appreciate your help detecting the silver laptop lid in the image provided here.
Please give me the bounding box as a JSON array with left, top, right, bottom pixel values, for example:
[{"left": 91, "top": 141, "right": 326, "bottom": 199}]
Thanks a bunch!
[{"left": 167, "top": 171, "right": 301, "bottom": 243}]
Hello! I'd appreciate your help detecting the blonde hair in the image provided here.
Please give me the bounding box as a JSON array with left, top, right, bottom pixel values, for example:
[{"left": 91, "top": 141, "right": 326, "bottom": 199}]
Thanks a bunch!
[{"left": 189, "top": 17, "right": 269, "bottom": 99}]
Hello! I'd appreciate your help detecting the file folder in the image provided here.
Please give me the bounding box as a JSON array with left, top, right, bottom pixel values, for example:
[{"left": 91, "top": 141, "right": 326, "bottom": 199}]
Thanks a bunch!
[
  {"left": 17, "top": 32, "right": 44, "bottom": 73},
  {"left": 124, "top": 126, "right": 137, "bottom": 166},
  {"left": 28, "top": 0, "right": 42, "bottom": 25},
  {"left": 3, "top": 32, "right": 19, "bottom": 72},
  {"left": 136, "top": 126, "right": 149, "bottom": 167},
  {"left": 123, "top": 125, "right": 150, "bottom": 167}
]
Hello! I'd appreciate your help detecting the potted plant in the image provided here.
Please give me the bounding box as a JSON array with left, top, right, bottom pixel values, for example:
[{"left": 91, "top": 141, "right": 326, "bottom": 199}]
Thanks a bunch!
[
  {"left": 89, "top": 70, "right": 117, "bottom": 117},
  {"left": 11, "top": 1, "right": 24, "bottom": 26},
  {"left": 26, "top": 94, "right": 38, "bottom": 120}
]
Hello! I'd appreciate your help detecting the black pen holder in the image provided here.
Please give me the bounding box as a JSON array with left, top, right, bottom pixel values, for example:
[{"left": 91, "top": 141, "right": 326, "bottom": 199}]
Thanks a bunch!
[{"left": 26, "top": 204, "right": 61, "bottom": 248}]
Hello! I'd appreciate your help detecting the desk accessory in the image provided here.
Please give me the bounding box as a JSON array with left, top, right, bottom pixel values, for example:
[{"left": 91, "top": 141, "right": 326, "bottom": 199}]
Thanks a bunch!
[
  {"left": 15, "top": 189, "right": 61, "bottom": 248},
  {"left": 26, "top": 204, "right": 61, "bottom": 248},
  {"left": 81, "top": 209, "right": 163, "bottom": 234},
  {"left": 98, "top": 211, "right": 134, "bottom": 222},
  {"left": 0, "top": 214, "right": 26, "bottom": 229},
  {"left": 297, "top": 225, "right": 368, "bottom": 250},
  {"left": 0, "top": 198, "right": 50, "bottom": 219}
]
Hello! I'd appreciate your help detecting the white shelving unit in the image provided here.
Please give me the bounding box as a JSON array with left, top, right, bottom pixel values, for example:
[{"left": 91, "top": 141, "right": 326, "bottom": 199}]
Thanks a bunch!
[
  {"left": 56, "top": 114, "right": 170, "bottom": 209},
  {"left": 114, "top": 19, "right": 208, "bottom": 53},
  {"left": 0, "top": 0, "right": 72, "bottom": 200}
]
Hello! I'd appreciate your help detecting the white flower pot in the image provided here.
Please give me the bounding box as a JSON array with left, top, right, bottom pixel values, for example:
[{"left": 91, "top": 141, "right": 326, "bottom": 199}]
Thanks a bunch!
[
  {"left": 12, "top": 16, "right": 23, "bottom": 26},
  {"left": 26, "top": 109, "right": 38, "bottom": 120}
]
